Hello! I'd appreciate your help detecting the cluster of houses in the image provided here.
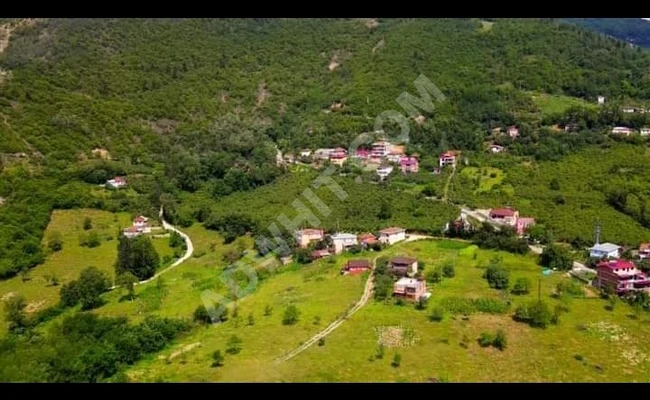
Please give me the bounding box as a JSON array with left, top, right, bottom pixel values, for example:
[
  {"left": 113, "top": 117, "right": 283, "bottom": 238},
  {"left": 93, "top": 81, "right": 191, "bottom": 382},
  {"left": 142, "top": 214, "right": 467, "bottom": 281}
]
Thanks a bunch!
[
  {"left": 584, "top": 240, "right": 650, "bottom": 295},
  {"left": 487, "top": 207, "right": 536, "bottom": 236},
  {"left": 123, "top": 215, "right": 151, "bottom": 238},
  {"left": 295, "top": 226, "right": 407, "bottom": 260},
  {"left": 609, "top": 126, "right": 650, "bottom": 137},
  {"left": 106, "top": 176, "right": 127, "bottom": 189}
]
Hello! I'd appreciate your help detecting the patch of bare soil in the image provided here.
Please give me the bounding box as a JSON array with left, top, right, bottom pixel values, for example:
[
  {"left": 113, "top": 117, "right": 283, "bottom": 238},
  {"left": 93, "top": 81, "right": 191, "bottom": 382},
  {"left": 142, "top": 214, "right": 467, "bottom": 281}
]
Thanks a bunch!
[
  {"left": 256, "top": 82, "right": 270, "bottom": 107},
  {"left": 147, "top": 119, "right": 178, "bottom": 135},
  {"left": 413, "top": 115, "right": 425, "bottom": 125},
  {"left": 330, "top": 101, "right": 344, "bottom": 112},
  {"left": 92, "top": 148, "right": 111, "bottom": 160},
  {"left": 372, "top": 37, "right": 385, "bottom": 55},
  {"left": 25, "top": 300, "right": 46, "bottom": 313},
  {"left": 1, "top": 292, "right": 17, "bottom": 301},
  {"left": 375, "top": 325, "right": 419, "bottom": 348},
  {"left": 328, "top": 55, "right": 340, "bottom": 72},
  {"left": 167, "top": 342, "right": 202, "bottom": 361}
]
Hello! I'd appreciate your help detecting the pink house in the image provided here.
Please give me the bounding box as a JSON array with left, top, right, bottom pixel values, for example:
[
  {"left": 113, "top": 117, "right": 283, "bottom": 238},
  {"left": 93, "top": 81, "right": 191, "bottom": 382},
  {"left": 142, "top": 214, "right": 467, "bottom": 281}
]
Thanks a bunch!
[
  {"left": 597, "top": 259, "right": 650, "bottom": 294},
  {"left": 508, "top": 126, "right": 520, "bottom": 138},
  {"left": 439, "top": 152, "right": 456, "bottom": 168},
  {"left": 516, "top": 217, "right": 535, "bottom": 236},
  {"left": 399, "top": 157, "right": 419, "bottom": 174},
  {"left": 489, "top": 207, "right": 519, "bottom": 226},
  {"left": 353, "top": 149, "right": 370, "bottom": 159}
]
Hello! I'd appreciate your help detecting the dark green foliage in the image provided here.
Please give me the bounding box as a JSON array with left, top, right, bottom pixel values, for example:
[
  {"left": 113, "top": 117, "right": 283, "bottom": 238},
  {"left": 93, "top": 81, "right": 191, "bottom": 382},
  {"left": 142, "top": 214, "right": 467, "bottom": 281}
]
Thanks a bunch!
[
  {"left": 472, "top": 224, "right": 529, "bottom": 254},
  {"left": 282, "top": 305, "right": 300, "bottom": 325},
  {"left": 439, "top": 297, "right": 510, "bottom": 315},
  {"left": 193, "top": 305, "right": 213, "bottom": 325},
  {"left": 442, "top": 262, "right": 455, "bottom": 278},
  {"left": 0, "top": 313, "right": 189, "bottom": 382},
  {"left": 317, "top": 338, "right": 325, "bottom": 346},
  {"left": 79, "top": 231, "right": 101, "bottom": 248},
  {"left": 60, "top": 280, "right": 81, "bottom": 308},
  {"left": 247, "top": 313, "right": 255, "bottom": 326},
  {"left": 4, "top": 294, "right": 27, "bottom": 333},
  {"left": 514, "top": 300, "right": 553, "bottom": 328},
  {"left": 556, "top": 280, "right": 585, "bottom": 297},
  {"left": 429, "top": 306, "right": 445, "bottom": 322},
  {"left": 391, "top": 353, "right": 401, "bottom": 368},
  {"left": 426, "top": 267, "right": 443, "bottom": 283},
  {"left": 115, "top": 235, "right": 160, "bottom": 280},
  {"left": 226, "top": 335, "right": 243, "bottom": 355},
  {"left": 540, "top": 244, "right": 573, "bottom": 271},
  {"left": 204, "top": 213, "right": 259, "bottom": 244},
  {"left": 493, "top": 329, "right": 507, "bottom": 350},
  {"left": 373, "top": 274, "right": 394, "bottom": 301},
  {"left": 549, "top": 178, "right": 560, "bottom": 191},
  {"left": 483, "top": 262, "right": 510, "bottom": 290},
  {"left": 478, "top": 332, "right": 494, "bottom": 347},
  {"left": 263, "top": 304, "right": 273, "bottom": 316},
  {"left": 116, "top": 272, "right": 138, "bottom": 300},
  {"left": 83, "top": 217, "right": 93, "bottom": 231},
  {"left": 211, "top": 350, "right": 224, "bottom": 367},
  {"left": 48, "top": 232, "right": 64, "bottom": 252},
  {"left": 76, "top": 267, "right": 110, "bottom": 310},
  {"left": 565, "top": 18, "right": 650, "bottom": 48},
  {"left": 168, "top": 231, "right": 184, "bottom": 248},
  {"left": 512, "top": 277, "right": 531, "bottom": 295},
  {"left": 375, "top": 344, "right": 385, "bottom": 360},
  {"left": 415, "top": 297, "right": 429, "bottom": 310}
]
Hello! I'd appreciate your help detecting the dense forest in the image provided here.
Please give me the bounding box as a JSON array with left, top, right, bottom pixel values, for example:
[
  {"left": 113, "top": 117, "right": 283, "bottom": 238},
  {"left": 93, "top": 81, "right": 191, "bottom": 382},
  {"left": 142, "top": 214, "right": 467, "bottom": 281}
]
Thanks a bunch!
[
  {"left": 564, "top": 19, "right": 650, "bottom": 48},
  {"left": 3, "top": 18, "right": 650, "bottom": 279}
]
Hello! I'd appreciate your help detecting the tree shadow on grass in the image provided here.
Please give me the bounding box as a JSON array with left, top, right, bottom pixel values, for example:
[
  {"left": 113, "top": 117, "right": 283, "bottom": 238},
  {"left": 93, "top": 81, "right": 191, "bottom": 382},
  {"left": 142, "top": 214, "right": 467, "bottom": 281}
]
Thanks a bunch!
[{"left": 119, "top": 294, "right": 137, "bottom": 303}]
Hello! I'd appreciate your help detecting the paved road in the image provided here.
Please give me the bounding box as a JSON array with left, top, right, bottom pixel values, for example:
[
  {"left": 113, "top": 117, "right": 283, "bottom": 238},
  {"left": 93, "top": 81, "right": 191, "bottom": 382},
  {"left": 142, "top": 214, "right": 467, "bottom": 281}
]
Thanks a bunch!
[
  {"left": 109, "top": 208, "right": 194, "bottom": 290},
  {"left": 275, "top": 254, "right": 379, "bottom": 364}
]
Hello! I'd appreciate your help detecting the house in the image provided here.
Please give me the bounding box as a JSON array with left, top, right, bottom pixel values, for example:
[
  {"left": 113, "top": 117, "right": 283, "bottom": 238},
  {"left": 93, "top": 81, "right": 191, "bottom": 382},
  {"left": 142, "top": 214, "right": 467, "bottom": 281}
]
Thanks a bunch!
[
  {"left": 358, "top": 233, "right": 378, "bottom": 248},
  {"left": 133, "top": 216, "right": 151, "bottom": 233},
  {"left": 295, "top": 229, "right": 325, "bottom": 249},
  {"left": 489, "top": 144, "right": 505, "bottom": 154},
  {"left": 311, "top": 249, "right": 331, "bottom": 260},
  {"left": 439, "top": 152, "right": 456, "bottom": 168},
  {"left": 376, "top": 165, "right": 393, "bottom": 180},
  {"left": 371, "top": 140, "right": 392, "bottom": 158},
  {"left": 283, "top": 153, "right": 296, "bottom": 164},
  {"left": 300, "top": 149, "right": 312, "bottom": 157},
  {"left": 123, "top": 226, "right": 141, "bottom": 238},
  {"left": 389, "top": 256, "right": 418, "bottom": 277},
  {"left": 622, "top": 107, "right": 637, "bottom": 114},
  {"left": 352, "top": 149, "right": 370, "bottom": 159},
  {"left": 491, "top": 127, "right": 502, "bottom": 136},
  {"left": 564, "top": 124, "right": 579, "bottom": 133},
  {"left": 597, "top": 95, "right": 606, "bottom": 105},
  {"left": 393, "top": 277, "right": 428, "bottom": 301},
  {"left": 341, "top": 259, "right": 372, "bottom": 275},
  {"left": 399, "top": 157, "right": 419, "bottom": 174},
  {"left": 516, "top": 217, "right": 536, "bottom": 236},
  {"left": 330, "top": 148, "right": 348, "bottom": 166},
  {"left": 378, "top": 227, "right": 406, "bottom": 245},
  {"left": 639, "top": 243, "right": 650, "bottom": 260},
  {"left": 488, "top": 208, "right": 519, "bottom": 226},
  {"left": 330, "top": 232, "right": 358, "bottom": 254},
  {"left": 314, "top": 148, "right": 335, "bottom": 160},
  {"left": 106, "top": 176, "right": 127, "bottom": 189},
  {"left": 641, "top": 128, "right": 650, "bottom": 136},
  {"left": 597, "top": 259, "right": 650, "bottom": 294},
  {"left": 589, "top": 242, "right": 621, "bottom": 259},
  {"left": 611, "top": 126, "right": 634, "bottom": 136},
  {"left": 507, "top": 126, "right": 520, "bottom": 138}
]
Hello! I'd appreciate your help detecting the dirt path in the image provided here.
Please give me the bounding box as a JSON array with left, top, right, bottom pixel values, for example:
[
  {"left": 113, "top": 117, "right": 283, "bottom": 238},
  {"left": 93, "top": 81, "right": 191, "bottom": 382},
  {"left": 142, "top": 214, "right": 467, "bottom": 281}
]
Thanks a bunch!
[
  {"left": 441, "top": 164, "right": 456, "bottom": 204},
  {"left": 274, "top": 254, "right": 380, "bottom": 364},
  {"left": 109, "top": 207, "right": 194, "bottom": 290}
]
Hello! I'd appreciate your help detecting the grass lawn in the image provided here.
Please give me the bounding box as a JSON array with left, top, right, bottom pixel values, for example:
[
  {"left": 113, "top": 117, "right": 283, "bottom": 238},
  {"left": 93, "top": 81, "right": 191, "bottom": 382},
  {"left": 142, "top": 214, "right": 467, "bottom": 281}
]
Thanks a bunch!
[
  {"left": 530, "top": 92, "right": 597, "bottom": 117},
  {"left": 268, "top": 240, "right": 650, "bottom": 382},
  {"left": 460, "top": 167, "right": 505, "bottom": 194},
  {"left": 0, "top": 209, "right": 174, "bottom": 334}
]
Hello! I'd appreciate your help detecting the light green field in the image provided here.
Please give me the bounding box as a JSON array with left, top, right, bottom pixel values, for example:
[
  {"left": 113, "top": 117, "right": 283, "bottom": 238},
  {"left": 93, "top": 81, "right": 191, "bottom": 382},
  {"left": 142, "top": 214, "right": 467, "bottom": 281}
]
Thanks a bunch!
[
  {"left": 0, "top": 209, "right": 174, "bottom": 334},
  {"left": 116, "top": 239, "right": 650, "bottom": 382},
  {"left": 461, "top": 167, "right": 506, "bottom": 194},
  {"left": 531, "top": 92, "right": 598, "bottom": 117}
]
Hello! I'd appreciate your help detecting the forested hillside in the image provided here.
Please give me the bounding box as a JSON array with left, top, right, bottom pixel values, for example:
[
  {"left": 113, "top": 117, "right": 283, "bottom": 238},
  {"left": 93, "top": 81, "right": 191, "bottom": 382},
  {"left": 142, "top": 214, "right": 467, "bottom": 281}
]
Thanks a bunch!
[
  {"left": 3, "top": 18, "right": 650, "bottom": 278},
  {"left": 564, "top": 18, "right": 650, "bottom": 48}
]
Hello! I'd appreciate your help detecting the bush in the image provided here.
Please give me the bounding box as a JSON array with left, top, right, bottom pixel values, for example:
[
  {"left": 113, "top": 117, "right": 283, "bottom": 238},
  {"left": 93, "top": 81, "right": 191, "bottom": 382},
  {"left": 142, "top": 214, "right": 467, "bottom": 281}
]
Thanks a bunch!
[
  {"left": 391, "top": 353, "right": 401, "bottom": 368},
  {"left": 493, "top": 329, "right": 507, "bottom": 350},
  {"left": 83, "top": 217, "right": 93, "bottom": 230},
  {"left": 375, "top": 344, "right": 385, "bottom": 359},
  {"left": 282, "top": 305, "right": 300, "bottom": 325},
  {"left": 193, "top": 305, "right": 213, "bottom": 325},
  {"left": 318, "top": 338, "right": 325, "bottom": 346},
  {"left": 442, "top": 262, "right": 455, "bottom": 278},
  {"left": 263, "top": 304, "right": 273, "bottom": 316},
  {"left": 426, "top": 267, "right": 443, "bottom": 283},
  {"left": 483, "top": 263, "right": 509, "bottom": 289},
  {"left": 514, "top": 300, "right": 553, "bottom": 328},
  {"left": 540, "top": 244, "right": 573, "bottom": 271},
  {"left": 415, "top": 297, "right": 429, "bottom": 310},
  {"left": 511, "top": 277, "right": 531, "bottom": 295},
  {"left": 478, "top": 331, "right": 494, "bottom": 347},
  {"left": 439, "top": 297, "right": 510, "bottom": 315},
  {"left": 79, "top": 231, "right": 102, "bottom": 248},
  {"left": 48, "top": 232, "right": 63, "bottom": 252},
  {"left": 226, "top": 335, "right": 243, "bottom": 355},
  {"left": 429, "top": 306, "right": 445, "bottom": 322},
  {"left": 556, "top": 280, "right": 585, "bottom": 297},
  {"left": 211, "top": 350, "right": 224, "bottom": 367}
]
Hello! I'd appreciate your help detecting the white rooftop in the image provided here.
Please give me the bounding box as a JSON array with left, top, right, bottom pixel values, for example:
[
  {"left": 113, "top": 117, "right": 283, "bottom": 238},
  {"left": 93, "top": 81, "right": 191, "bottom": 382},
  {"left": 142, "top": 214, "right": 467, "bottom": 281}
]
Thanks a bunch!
[
  {"left": 330, "top": 233, "right": 357, "bottom": 240},
  {"left": 590, "top": 242, "right": 621, "bottom": 252},
  {"left": 395, "top": 277, "right": 419, "bottom": 285}
]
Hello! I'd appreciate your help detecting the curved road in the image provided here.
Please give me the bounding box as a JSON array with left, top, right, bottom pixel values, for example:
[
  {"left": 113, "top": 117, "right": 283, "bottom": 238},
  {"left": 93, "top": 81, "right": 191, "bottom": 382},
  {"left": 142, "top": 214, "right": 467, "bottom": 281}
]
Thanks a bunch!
[{"left": 109, "top": 207, "right": 194, "bottom": 290}]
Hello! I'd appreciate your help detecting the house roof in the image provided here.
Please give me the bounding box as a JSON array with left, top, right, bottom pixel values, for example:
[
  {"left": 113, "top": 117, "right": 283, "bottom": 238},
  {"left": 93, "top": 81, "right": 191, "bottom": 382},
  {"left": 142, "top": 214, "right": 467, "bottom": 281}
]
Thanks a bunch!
[
  {"left": 358, "top": 233, "right": 377, "bottom": 242},
  {"left": 346, "top": 259, "right": 371, "bottom": 269},
  {"left": 489, "top": 208, "right": 517, "bottom": 217},
  {"left": 134, "top": 216, "right": 148, "bottom": 223},
  {"left": 395, "top": 277, "right": 421, "bottom": 286},
  {"left": 379, "top": 227, "right": 405, "bottom": 235},
  {"left": 112, "top": 176, "right": 126, "bottom": 183},
  {"left": 312, "top": 250, "right": 330, "bottom": 257},
  {"left": 598, "top": 259, "right": 635, "bottom": 270},
  {"left": 590, "top": 242, "right": 621, "bottom": 252},
  {"left": 298, "top": 229, "right": 324, "bottom": 236},
  {"left": 400, "top": 157, "right": 418, "bottom": 166},
  {"left": 390, "top": 256, "right": 417, "bottom": 265},
  {"left": 354, "top": 149, "right": 370, "bottom": 157},
  {"left": 124, "top": 226, "right": 139, "bottom": 233},
  {"left": 330, "top": 233, "right": 357, "bottom": 240},
  {"left": 439, "top": 152, "right": 455, "bottom": 159},
  {"left": 640, "top": 243, "right": 650, "bottom": 252}
]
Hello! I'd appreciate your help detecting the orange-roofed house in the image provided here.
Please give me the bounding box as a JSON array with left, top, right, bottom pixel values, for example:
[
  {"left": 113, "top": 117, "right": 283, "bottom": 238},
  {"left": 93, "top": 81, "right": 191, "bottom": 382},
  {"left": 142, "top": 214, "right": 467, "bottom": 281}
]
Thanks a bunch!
[
  {"left": 378, "top": 227, "right": 406, "bottom": 246},
  {"left": 358, "top": 233, "right": 378, "bottom": 248}
]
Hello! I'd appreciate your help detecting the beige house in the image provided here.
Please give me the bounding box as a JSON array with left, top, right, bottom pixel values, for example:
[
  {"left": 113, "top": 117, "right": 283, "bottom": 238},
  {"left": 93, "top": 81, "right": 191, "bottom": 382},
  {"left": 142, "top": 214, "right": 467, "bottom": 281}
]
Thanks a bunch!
[{"left": 295, "top": 229, "right": 325, "bottom": 248}]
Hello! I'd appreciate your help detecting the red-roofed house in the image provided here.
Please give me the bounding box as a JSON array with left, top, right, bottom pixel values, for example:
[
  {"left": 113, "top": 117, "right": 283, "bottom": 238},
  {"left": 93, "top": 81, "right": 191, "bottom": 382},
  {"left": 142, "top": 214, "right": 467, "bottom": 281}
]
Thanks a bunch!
[
  {"left": 597, "top": 259, "right": 650, "bottom": 294},
  {"left": 353, "top": 149, "right": 370, "bottom": 159},
  {"left": 488, "top": 208, "right": 519, "bottom": 226},
  {"left": 123, "top": 226, "right": 141, "bottom": 238},
  {"left": 390, "top": 256, "right": 419, "bottom": 277},
  {"left": 439, "top": 152, "right": 456, "bottom": 168},
  {"left": 330, "top": 147, "right": 348, "bottom": 167},
  {"left": 378, "top": 227, "right": 406, "bottom": 245},
  {"left": 311, "top": 249, "right": 331, "bottom": 260},
  {"left": 106, "top": 176, "right": 127, "bottom": 189},
  {"left": 341, "top": 259, "right": 372, "bottom": 275},
  {"left": 358, "top": 233, "right": 378, "bottom": 248},
  {"left": 399, "top": 157, "right": 419, "bottom": 174},
  {"left": 639, "top": 243, "right": 650, "bottom": 260},
  {"left": 133, "top": 216, "right": 151, "bottom": 233},
  {"left": 516, "top": 217, "right": 535, "bottom": 236},
  {"left": 295, "top": 229, "right": 325, "bottom": 249}
]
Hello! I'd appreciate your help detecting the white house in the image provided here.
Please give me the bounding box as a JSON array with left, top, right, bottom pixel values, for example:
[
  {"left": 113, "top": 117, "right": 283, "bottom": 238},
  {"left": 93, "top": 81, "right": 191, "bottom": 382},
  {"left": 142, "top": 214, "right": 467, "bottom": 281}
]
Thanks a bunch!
[
  {"left": 489, "top": 144, "right": 505, "bottom": 154},
  {"left": 641, "top": 127, "right": 650, "bottom": 136},
  {"left": 371, "top": 140, "right": 392, "bottom": 158},
  {"left": 597, "top": 95, "right": 606, "bottom": 105},
  {"left": 133, "top": 216, "right": 151, "bottom": 233},
  {"left": 589, "top": 242, "right": 621, "bottom": 259},
  {"left": 330, "top": 232, "right": 358, "bottom": 254},
  {"left": 106, "top": 176, "right": 126, "bottom": 189},
  {"left": 314, "top": 148, "right": 336, "bottom": 160},
  {"left": 378, "top": 227, "right": 406, "bottom": 246},
  {"left": 611, "top": 126, "right": 634, "bottom": 136},
  {"left": 300, "top": 149, "right": 312, "bottom": 157},
  {"left": 439, "top": 152, "right": 456, "bottom": 168},
  {"left": 123, "top": 226, "right": 141, "bottom": 238},
  {"left": 376, "top": 165, "right": 393, "bottom": 180}
]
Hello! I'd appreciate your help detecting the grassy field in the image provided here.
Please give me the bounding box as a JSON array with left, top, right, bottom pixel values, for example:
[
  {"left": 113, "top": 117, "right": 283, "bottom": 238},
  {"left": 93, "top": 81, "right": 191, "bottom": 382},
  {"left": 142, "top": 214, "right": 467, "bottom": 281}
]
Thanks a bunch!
[
  {"left": 530, "top": 92, "right": 598, "bottom": 116},
  {"left": 112, "top": 239, "right": 650, "bottom": 382},
  {"left": 460, "top": 166, "right": 506, "bottom": 194},
  {"left": 0, "top": 209, "right": 174, "bottom": 334}
]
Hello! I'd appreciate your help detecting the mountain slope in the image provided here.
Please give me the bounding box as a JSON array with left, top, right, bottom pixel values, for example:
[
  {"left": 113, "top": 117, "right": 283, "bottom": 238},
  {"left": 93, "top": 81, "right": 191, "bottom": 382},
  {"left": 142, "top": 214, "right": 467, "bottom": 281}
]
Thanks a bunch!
[{"left": 563, "top": 18, "right": 650, "bottom": 48}]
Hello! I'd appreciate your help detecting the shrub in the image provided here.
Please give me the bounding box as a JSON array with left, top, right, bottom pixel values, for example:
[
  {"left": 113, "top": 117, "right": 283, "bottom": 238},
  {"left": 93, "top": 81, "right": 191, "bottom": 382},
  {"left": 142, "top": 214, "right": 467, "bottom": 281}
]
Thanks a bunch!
[
  {"left": 193, "top": 305, "right": 213, "bottom": 325},
  {"left": 483, "top": 263, "right": 509, "bottom": 289},
  {"left": 48, "top": 232, "right": 63, "bottom": 252},
  {"left": 264, "top": 304, "right": 273, "bottom": 316},
  {"left": 511, "top": 277, "right": 531, "bottom": 295},
  {"left": 79, "top": 231, "right": 102, "bottom": 248},
  {"left": 211, "top": 350, "right": 224, "bottom": 367},
  {"left": 429, "top": 306, "right": 445, "bottom": 322},
  {"left": 493, "top": 329, "right": 507, "bottom": 350},
  {"left": 375, "top": 344, "right": 385, "bottom": 360},
  {"left": 556, "top": 280, "right": 584, "bottom": 297},
  {"left": 426, "top": 267, "right": 443, "bottom": 283},
  {"left": 442, "top": 262, "right": 455, "bottom": 278},
  {"left": 247, "top": 313, "right": 255, "bottom": 326},
  {"left": 439, "top": 297, "right": 509, "bottom": 315},
  {"left": 318, "top": 338, "right": 325, "bottom": 346},
  {"left": 391, "top": 353, "right": 401, "bottom": 368},
  {"left": 478, "top": 332, "right": 494, "bottom": 347},
  {"left": 83, "top": 217, "right": 93, "bottom": 230},
  {"left": 415, "top": 297, "right": 429, "bottom": 310},
  {"left": 514, "top": 300, "right": 553, "bottom": 328},
  {"left": 540, "top": 244, "right": 573, "bottom": 271},
  {"left": 226, "top": 335, "right": 242, "bottom": 355},
  {"left": 282, "top": 305, "right": 300, "bottom": 325}
]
